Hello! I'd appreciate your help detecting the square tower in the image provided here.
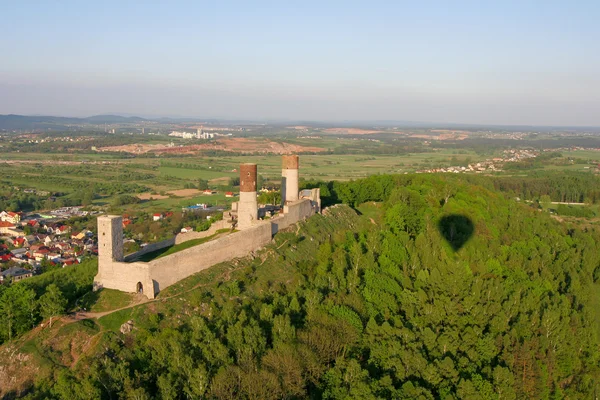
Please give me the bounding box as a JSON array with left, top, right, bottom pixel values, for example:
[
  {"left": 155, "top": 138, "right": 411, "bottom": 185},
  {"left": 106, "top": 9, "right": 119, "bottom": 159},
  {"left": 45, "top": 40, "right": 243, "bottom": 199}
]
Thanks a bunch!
[{"left": 98, "top": 215, "right": 124, "bottom": 263}]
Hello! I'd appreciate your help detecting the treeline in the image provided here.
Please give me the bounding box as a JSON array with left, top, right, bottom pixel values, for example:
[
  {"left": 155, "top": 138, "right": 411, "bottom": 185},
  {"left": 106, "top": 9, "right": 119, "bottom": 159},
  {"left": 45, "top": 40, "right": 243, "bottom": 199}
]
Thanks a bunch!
[
  {"left": 329, "top": 142, "right": 429, "bottom": 156},
  {"left": 554, "top": 204, "right": 596, "bottom": 218},
  {"left": 160, "top": 161, "right": 231, "bottom": 173},
  {"left": 301, "top": 172, "right": 600, "bottom": 207},
  {"left": 0, "top": 189, "right": 47, "bottom": 212},
  {"left": 492, "top": 174, "right": 600, "bottom": 203},
  {"left": 19, "top": 174, "right": 600, "bottom": 398},
  {"left": 8, "top": 135, "right": 143, "bottom": 153},
  {"left": 0, "top": 182, "right": 148, "bottom": 212}
]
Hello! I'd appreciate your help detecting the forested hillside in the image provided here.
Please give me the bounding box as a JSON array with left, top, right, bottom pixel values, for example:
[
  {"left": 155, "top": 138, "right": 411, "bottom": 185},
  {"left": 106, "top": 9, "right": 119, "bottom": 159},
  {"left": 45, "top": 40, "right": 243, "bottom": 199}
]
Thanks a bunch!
[{"left": 6, "top": 174, "right": 600, "bottom": 399}]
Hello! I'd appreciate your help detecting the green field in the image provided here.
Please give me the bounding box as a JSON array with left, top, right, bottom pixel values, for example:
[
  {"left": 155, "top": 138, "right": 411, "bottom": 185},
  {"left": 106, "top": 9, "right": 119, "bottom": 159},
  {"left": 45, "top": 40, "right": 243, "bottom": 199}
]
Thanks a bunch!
[
  {"left": 561, "top": 150, "right": 600, "bottom": 161},
  {"left": 0, "top": 148, "right": 490, "bottom": 213},
  {"left": 158, "top": 166, "right": 237, "bottom": 181},
  {"left": 5, "top": 141, "right": 600, "bottom": 215}
]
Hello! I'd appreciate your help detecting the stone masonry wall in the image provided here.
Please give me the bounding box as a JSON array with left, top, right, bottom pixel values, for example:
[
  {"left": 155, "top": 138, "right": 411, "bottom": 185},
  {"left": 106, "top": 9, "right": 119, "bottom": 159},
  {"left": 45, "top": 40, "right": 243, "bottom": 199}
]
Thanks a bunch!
[
  {"left": 271, "top": 199, "right": 314, "bottom": 235},
  {"left": 93, "top": 261, "right": 154, "bottom": 298},
  {"left": 123, "top": 220, "right": 229, "bottom": 262},
  {"left": 148, "top": 222, "right": 272, "bottom": 292},
  {"left": 174, "top": 220, "right": 228, "bottom": 244}
]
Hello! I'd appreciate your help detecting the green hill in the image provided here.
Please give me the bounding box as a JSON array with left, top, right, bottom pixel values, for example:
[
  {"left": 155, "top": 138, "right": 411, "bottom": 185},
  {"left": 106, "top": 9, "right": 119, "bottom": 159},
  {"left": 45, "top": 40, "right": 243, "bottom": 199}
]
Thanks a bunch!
[{"left": 2, "top": 174, "right": 600, "bottom": 399}]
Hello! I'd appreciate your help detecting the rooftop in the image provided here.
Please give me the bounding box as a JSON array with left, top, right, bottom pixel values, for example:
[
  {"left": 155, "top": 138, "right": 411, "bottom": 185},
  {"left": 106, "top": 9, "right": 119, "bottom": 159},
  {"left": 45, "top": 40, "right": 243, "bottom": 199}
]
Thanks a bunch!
[{"left": 0, "top": 266, "right": 31, "bottom": 278}]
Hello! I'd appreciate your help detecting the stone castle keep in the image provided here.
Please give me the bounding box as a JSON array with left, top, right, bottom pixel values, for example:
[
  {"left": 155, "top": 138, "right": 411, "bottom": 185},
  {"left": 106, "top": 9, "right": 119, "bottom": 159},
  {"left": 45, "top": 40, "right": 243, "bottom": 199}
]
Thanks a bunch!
[{"left": 94, "top": 155, "right": 320, "bottom": 298}]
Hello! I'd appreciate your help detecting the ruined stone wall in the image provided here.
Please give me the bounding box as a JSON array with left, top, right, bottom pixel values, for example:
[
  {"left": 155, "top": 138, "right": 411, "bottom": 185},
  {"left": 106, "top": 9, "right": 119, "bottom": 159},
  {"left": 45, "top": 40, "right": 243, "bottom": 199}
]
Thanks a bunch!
[
  {"left": 122, "top": 220, "right": 229, "bottom": 261},
  {"left": 271, "top": 199, "right": 315, "bottom": 235},
  {"left": 148, "top": 222, "right": 272, "bottom": 292},
  {"left": 174, "top": 220, "right": 228, "bottom": 245},
  {"left": 95, "top": 199, "right": 317, "bottom": 299}
]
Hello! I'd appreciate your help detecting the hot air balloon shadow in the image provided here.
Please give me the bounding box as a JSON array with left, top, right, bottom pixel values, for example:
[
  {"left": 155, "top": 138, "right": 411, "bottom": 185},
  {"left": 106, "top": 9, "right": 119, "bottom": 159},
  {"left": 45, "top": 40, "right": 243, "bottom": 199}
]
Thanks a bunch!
[{"left": 438, "top": 214, "right": 474, "bottom": 251}]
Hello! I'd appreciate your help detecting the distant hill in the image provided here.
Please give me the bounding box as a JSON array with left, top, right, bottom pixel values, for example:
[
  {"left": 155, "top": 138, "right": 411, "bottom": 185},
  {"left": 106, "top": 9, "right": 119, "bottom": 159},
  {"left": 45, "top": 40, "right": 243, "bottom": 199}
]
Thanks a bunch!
[
  {"left": 0, "top": 114, "right": 146, "bottom": 131},
  {"left": 82, "top": 115, "right": 146, "bottom": 124}
]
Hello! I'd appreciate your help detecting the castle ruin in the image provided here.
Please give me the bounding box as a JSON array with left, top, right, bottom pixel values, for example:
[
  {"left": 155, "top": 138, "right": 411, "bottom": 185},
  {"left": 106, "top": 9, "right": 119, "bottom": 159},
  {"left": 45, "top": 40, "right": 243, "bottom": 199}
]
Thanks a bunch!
[{"left": 94, "top": 155, "right": 320, "bottom": 298}]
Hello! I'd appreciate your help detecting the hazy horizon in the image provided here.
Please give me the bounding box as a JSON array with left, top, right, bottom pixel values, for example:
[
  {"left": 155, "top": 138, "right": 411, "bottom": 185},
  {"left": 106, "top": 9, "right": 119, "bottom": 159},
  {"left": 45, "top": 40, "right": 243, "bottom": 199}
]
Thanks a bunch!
[{"left": 1, "top": 1, "right": 599, "bottom": 126}]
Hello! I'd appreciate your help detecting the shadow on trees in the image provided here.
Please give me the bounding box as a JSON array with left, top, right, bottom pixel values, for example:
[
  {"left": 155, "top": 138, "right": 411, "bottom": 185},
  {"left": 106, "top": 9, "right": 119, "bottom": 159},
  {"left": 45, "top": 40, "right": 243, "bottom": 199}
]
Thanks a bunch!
[
  {"left": 437, "top": 214, "right": 474, "bottom": 251},
  {"left": 77, "top": 289, "right": 100, "bottom": 311}
]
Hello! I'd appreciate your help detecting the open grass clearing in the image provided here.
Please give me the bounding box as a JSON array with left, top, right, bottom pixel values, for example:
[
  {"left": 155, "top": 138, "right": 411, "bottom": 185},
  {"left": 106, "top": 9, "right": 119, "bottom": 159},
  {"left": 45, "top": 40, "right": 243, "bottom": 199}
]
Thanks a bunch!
[{"left": 79, "top": 289, "right": 136, "bottom": 313}]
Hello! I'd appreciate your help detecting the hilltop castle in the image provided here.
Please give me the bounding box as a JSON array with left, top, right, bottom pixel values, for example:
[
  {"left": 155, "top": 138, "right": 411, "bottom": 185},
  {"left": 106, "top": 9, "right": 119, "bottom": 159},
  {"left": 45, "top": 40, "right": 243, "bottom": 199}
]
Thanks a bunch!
[{"left": 94, "top": 155, "right": 320, "bottom": 298}]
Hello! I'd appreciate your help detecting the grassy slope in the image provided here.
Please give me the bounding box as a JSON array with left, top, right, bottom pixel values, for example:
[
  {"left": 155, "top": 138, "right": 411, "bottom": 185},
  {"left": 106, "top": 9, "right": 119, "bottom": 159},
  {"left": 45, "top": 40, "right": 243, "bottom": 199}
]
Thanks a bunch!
[{"left": 79, "top": 289, "right": 136, "bottom": 313}]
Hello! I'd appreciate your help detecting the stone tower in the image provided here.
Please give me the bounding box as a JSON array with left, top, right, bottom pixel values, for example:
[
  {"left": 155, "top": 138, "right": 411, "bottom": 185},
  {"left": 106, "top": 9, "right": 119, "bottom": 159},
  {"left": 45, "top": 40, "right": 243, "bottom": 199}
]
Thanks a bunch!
[
  {"left": 98, "top": 215, "right": 124, "bottom": 263},
  {"left": 237, "top": 163, "right": 258, "bottom": 229},
  {"left": 282, "top": 155, "right": 299, "bottom": 203}
]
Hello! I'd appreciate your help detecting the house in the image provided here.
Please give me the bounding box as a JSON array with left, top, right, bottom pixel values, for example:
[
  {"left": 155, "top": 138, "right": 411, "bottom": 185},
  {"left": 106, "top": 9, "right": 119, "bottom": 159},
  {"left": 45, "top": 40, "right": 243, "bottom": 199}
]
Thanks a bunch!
[
  {"left": 55, "top": 225, "right": 71, "bottom": 235},
  {"left": 153, "top": 213, "right": 163, "bottom": 221},
  {"left": 0, "top": 266, "right": 33, "bottom": 283},
  {"left": 62, "top": 258, "right": 78, "bottom": 268},
  {"left": 29, "top": 244, "right": 44, "bottom": 252},
  {"left": 12, "top": 237, "right": 27, "bottom": 247},
  {"left": 11, "top": 257, "right": 29, "bottom": 265},
  {"left": 0, "top": 222, "right": 25, "bottom": 238},
  {"left": 26, "top": 219, "right": 40, "bottom": 228},
  {"left": 32, "top": 247, "right": 51, "bottom": 261},
  {"left": 0, "top": 221, "right": 16, "bottom": 235},
  {"left": 203, "top": 189, "right": 213, "bottom": 195},
  {"left": 54, "top": 242, "right": 71, "bottom": 251},
  {"left": 71, "top": 231, "right": 86, "bottom": 240},
  {"left": 225, "top": 192, "right": 234, "bottom": 198},
  {"left": 122, "top": 218, "right": 132, "bottom": 228},
  {"left": 0, "top": 211, "right": 21, "bottom": 224},
  {"left": 180, "top": 226, "right": 194, "bottom": 233},
  {"left": 47, "top": 253, "right": 62, "bottom": 262},
  {"left": 10, "top": 248, "right": 28, "bottom": 257},
  {"left": 43, "top": 223, "right": 55, "bottom": 233}
]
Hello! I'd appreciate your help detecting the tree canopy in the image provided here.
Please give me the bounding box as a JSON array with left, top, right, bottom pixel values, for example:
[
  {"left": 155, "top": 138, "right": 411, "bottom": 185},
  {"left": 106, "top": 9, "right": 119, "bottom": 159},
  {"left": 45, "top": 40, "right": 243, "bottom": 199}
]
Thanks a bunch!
[{"left": 9, "top": 174, "right": 600, "bottom": 399}]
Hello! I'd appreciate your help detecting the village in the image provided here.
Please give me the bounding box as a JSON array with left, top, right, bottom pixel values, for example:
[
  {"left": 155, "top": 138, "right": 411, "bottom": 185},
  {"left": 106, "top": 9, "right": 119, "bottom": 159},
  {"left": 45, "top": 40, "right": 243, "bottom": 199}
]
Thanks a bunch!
[
  {"left": 417, "top": 148, "right": 538, "bottom": 174},
  {"left": 0, "top": 207, "right": 97, "bottom": 284}
]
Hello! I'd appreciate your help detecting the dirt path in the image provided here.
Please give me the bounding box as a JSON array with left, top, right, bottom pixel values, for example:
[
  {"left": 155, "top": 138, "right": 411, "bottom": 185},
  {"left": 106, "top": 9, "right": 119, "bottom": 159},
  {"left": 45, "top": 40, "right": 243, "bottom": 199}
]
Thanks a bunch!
[{"left": 63, "top": 263, "right": 248, "bottom": 323}]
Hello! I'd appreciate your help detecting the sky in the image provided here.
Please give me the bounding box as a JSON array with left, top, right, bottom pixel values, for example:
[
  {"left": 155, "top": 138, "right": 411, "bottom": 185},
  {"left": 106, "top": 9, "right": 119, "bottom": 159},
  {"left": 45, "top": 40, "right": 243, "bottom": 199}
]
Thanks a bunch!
[{"left": 1, "top": 0, "right": 599, "bottom": 126}]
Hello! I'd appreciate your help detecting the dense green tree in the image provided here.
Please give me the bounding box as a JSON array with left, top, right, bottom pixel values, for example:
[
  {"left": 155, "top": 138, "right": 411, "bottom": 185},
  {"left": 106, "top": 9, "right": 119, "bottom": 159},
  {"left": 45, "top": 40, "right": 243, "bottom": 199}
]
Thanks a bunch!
[
  {"left": 198, "top": 179, "right": 209, "bottom": 190},
  {"left": 39, "top": 284, "right": 67, "bottom": 327},
  {"left": 0, "top": 285, "right": 37, "bottom": 341}
]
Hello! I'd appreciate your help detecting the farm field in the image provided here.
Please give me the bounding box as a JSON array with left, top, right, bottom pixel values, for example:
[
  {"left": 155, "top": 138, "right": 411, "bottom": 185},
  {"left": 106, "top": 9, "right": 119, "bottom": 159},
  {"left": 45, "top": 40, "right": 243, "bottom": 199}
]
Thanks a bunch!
[
  {"left": 561, "top": 150, "right": 600, "bottom": 160},
  {"left": 5, "top": 144, "right": 600, "bottom": 214},
  {"left": 0, "top": 148, "right": 494, "bottom": 213}
]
